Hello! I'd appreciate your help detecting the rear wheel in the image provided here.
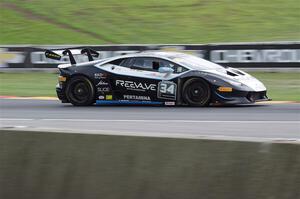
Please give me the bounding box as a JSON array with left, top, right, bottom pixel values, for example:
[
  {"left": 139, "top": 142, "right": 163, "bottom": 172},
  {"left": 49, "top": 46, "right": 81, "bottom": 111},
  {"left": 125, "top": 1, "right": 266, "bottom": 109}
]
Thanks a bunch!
[
  {"left": 182, "top": 78, "right": 211, "bottom": 106},
  {"left": 66, "top": 76, "right": 95, "bottom": 106}
]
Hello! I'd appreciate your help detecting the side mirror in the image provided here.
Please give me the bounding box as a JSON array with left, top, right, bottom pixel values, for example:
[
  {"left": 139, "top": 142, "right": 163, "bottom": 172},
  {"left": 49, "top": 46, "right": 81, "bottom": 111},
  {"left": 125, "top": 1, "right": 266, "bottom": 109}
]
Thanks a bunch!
[{"left": 158, "top": 67, "right": 174, "bottom": 74}]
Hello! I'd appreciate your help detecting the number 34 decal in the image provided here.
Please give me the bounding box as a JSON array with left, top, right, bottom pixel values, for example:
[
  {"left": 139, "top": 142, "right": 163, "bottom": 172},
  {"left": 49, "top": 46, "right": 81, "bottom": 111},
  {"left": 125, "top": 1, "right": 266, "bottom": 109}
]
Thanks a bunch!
[{"left": 158, "top": 81, "right": 177, "bottom": 100}]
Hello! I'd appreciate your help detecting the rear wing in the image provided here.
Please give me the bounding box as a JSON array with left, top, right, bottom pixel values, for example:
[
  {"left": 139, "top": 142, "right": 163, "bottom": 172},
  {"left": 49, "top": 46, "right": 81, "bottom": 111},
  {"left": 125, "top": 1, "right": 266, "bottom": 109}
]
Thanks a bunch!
[{"left": 45, "top": 48, "right": 100, "bottom": 65}]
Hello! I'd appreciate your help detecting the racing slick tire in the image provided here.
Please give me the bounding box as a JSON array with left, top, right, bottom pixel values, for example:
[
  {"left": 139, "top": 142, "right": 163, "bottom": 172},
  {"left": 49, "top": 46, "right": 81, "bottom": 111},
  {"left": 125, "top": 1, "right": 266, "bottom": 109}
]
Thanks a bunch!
[
  {"left": 182, "top": 78, "right": 211, "bottom": 107},
  {"left": 66, "top": 76, "right": 95, "bottom": 106}
]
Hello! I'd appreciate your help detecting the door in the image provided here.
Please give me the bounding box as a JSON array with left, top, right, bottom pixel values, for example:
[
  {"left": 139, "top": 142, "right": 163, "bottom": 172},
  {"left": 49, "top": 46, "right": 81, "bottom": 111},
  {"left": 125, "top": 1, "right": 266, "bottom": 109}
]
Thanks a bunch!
[{"left": 100, "top": 57, "right": 180, "bottom": 102}]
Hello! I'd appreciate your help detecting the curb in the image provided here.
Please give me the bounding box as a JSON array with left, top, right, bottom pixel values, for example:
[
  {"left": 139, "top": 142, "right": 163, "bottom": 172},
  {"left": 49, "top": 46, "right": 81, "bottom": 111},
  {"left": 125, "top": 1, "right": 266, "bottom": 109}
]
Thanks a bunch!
[{"left": 0, "top": 96, "right": 58, "bottom": 100}]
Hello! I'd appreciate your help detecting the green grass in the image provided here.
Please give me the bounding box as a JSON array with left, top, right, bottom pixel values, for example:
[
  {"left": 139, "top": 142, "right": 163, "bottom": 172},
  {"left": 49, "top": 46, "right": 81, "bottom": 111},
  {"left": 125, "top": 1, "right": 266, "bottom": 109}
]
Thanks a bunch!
[
  {"left": 0, "top": 72, "right": 299, "bottom": 101},
  {"left": 0, "top": 0, "right": 299, "bottom": 44},
  {"left": 0, "top": 73, "right": 58, "bottom": 97},
  {"left": 250, "top": 72, "right": 300, "bottom": 101}
]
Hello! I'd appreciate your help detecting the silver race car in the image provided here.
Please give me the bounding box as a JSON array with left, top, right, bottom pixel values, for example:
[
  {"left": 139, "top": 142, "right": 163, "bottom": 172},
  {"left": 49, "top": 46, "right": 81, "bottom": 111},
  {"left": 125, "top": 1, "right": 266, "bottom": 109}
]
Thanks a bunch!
[{"left": 45, "top": 49, "right": 269, "bottom": 106}]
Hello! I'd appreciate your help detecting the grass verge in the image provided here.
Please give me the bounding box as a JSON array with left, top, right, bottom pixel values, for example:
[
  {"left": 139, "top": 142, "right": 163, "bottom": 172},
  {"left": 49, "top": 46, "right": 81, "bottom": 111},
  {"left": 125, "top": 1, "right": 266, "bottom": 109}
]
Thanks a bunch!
[
  {"left": 0, "top": 72, "right": 299, "bottom": 101},
  {"left": 1, "top": 0, "right": 299, "bottom": 44},
  {"left": 0, "top": 72, "right": 58, "bottom": 97}
]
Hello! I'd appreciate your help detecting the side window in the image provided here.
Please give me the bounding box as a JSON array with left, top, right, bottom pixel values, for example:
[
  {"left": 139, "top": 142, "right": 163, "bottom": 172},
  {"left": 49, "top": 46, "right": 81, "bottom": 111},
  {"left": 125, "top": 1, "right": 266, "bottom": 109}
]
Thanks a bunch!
[
  {"left": 132, "top": 58, "right": 158, "bottom": 71},
  {"left": 107, "top": 58, "right": 129, "bottom": 67},
  {"left": 174, "top": 64, "right": 188, "bottom": 73},
  {"left": 130, "top": 57, "right": 188, "bottom": 73},
  {"left": 159, "top": 59, "right": 188, "bottom": 74},
  {"left": 159, "top": 60, "right": 174, "bottom": 69}
]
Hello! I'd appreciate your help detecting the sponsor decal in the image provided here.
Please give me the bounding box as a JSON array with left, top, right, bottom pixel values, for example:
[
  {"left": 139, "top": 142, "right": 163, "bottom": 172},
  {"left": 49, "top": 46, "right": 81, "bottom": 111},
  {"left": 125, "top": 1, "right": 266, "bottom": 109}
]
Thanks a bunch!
[
  {"left": 96, "top": 80, "right": 109, "bottom": 86},
  {"left": 165, "top": 101, "right": 175, "bottom": 106},
  {"left": 94, "top": 73, "right": 107, "bottom": 79},
  {"left": 123, "top": 95, "right": 151, "bottom": 101},
  {"left": 96, "top": 100, "right": 163, "bottom": 105},
  {"left": 98, "top": 95, "right": 105, "bottom": 100},
  {"left": 211, "top": 49, "right": 300, "bottom": 63},
  {"left": 96, "top": 80, "right": 110, "bottom": 92},
  {"left": 106, "top": 95, "right": 113, "bottom": 100},
  {"left": 116, "top": 80, "right": 156, "bottom": 92},
  {"left": 97, "top": 87, "right": 110, "bottom": 92},
  {"left": 158, "top": 81, "right": 177, "bottom": 100}
]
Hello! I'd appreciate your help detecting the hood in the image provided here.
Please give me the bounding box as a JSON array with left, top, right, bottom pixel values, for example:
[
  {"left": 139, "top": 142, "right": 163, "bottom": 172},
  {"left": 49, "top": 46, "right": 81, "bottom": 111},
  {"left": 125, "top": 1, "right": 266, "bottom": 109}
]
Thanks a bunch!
[{"left": 210, "top": 67, "right": 266, "bottom": 92}]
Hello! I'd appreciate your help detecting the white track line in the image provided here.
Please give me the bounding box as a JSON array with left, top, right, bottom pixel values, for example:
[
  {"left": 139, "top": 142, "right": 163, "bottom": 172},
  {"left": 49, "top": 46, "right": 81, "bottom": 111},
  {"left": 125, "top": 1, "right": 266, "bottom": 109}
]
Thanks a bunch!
[
  {"left": 0, "top": 118, "right": 299, "bottom": 124},
  {"left": 1, "top": 126, "right": 299, "bottom": 143},
  {"left": 0, "top": 118, "right": 35, "bottom": 121}
]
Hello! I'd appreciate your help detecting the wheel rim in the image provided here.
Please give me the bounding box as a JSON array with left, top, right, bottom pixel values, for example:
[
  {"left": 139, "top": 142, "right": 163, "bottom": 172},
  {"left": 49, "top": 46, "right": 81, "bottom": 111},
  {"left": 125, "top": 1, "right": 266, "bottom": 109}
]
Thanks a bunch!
[
  {"left": 186, "top": 82, "right": 209, "bottom": 105},
  {"left": 69, "top": 80, "right": 90, "bottom": 103}
]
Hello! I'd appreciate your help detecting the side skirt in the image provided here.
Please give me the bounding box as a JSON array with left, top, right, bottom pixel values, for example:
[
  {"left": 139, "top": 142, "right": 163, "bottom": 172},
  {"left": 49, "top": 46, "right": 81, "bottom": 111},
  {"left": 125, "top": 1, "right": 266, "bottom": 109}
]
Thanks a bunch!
[{"left": 96, "top": 100, "right": 163, "bottom": 105}]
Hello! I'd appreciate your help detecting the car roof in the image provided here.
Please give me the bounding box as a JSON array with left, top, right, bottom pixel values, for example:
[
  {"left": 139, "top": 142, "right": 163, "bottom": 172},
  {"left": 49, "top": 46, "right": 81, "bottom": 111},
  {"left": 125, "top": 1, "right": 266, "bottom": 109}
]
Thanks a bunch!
[
  {"left": 97, "top": 51, "right": 192, "bottom": 67},
  {"left": 58, "top": 51, "right": 188, "bottom": 69},
  {"left": 119, "top": 51, "right": 186, "bottom": 59},
  {"left": 105, "top": 51, "right": 227, "bottom": 72}
]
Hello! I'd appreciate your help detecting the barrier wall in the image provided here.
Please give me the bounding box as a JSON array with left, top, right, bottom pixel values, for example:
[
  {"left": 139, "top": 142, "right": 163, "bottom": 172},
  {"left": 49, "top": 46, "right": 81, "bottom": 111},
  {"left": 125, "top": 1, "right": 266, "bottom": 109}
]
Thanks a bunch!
[
  {"left": 1, "top": 42, "right": 299, "bottom": 68},
  {"left": 0, "top": 130, "right": 299, "bottom": 199}
]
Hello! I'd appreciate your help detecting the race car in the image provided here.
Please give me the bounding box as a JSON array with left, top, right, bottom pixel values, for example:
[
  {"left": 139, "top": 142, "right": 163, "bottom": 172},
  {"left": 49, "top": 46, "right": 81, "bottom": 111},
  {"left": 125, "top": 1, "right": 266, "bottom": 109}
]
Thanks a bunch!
[{"left": 45, "top": 48, "right": 269, "bottom": 106}]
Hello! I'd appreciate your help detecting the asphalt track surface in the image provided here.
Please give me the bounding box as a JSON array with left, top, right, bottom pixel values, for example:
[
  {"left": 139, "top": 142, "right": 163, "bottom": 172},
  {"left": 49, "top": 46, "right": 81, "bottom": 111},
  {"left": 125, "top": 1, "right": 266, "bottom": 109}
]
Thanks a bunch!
[{"left": 0, "top": 99, "right": 299, "bottom": 141}]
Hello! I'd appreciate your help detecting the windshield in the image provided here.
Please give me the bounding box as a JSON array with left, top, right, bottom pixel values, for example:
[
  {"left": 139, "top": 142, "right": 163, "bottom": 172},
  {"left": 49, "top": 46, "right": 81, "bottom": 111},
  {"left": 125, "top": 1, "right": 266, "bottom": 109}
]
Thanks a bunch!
[{"left": 167, "top": 53, "right": 226, "bottom": 71}]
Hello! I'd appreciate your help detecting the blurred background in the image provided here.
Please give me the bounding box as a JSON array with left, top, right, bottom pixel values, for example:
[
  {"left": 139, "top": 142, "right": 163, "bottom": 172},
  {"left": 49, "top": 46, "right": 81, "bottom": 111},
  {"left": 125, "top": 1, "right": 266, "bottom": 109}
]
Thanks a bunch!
[
  {"left": 0, "top": 0, "right": 299, "bottom": 101},
  {"left": 0, "top": 0, "right": 299, "bottom": 44}
]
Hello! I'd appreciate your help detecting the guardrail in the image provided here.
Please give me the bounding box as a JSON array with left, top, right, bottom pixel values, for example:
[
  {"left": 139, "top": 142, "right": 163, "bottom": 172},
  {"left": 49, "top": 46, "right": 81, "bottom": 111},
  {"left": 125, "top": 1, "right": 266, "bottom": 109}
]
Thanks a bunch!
[
  {"left": 0, "top": 42, "right": 299, "bottom": 68},
  {"left": 0, "top": 129, "right": 299, "bottom": 199}
]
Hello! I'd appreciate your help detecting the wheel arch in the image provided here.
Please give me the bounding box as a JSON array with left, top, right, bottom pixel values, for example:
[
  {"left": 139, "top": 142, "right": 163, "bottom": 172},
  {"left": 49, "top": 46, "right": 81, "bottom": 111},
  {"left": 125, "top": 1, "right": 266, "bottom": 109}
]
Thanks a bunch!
[{"left": 180, "top": 75, "right": 212, "bottom": 87}]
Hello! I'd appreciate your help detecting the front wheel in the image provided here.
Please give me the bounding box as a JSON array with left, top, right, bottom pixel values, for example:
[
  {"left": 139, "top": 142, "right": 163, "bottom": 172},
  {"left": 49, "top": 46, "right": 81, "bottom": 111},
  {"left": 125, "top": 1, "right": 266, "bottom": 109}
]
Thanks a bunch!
[
  {"left": 182, "top": 78, "right": 211, "bottom": 107},
  {"left": 66, "top": 76, "right": 95, "bottom": 106}
]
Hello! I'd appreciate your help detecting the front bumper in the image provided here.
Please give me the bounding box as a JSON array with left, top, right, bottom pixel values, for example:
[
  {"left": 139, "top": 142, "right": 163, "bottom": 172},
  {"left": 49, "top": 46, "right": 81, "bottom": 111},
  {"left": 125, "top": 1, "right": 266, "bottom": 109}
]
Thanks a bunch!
[{"left": 212, "top": 89, "right": 269, "bottom": 105}]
